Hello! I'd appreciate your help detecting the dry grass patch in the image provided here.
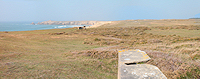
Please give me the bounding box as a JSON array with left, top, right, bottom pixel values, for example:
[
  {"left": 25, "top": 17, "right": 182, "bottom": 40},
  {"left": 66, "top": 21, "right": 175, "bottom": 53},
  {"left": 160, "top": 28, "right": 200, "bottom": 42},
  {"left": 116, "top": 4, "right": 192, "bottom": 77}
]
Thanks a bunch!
[{"left": 146, "top": 51, "right": 200, "bottom": 79}]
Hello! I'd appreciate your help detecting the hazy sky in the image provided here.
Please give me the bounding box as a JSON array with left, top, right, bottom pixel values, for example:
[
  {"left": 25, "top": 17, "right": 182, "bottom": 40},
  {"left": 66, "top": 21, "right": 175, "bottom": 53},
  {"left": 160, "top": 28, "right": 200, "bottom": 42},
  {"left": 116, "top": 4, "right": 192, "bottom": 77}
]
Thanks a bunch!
[{"left": 0, "top": 0, "right": 200, "bottom": 22}]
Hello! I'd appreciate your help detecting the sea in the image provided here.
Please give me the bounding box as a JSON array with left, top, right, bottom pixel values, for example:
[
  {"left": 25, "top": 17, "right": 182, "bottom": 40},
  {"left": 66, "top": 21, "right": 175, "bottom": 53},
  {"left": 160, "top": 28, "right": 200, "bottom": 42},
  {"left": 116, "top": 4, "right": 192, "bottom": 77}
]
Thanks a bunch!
[{"left": 0, "top": 22, "right": 85, "bottom": 32}]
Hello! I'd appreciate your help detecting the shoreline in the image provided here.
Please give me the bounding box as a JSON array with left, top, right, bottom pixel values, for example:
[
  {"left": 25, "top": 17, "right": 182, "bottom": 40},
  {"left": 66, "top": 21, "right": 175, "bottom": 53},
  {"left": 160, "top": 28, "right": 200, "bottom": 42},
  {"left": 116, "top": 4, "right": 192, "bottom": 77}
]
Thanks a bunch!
[
  {"left": 37, "top": 20, "right": 112, "bottom": 28},
  {"left": 0, "top": 21, "right": 112, "bottom": 32},
  {"left": 1, "top": 19, "right": 199, "bottom": 32}
]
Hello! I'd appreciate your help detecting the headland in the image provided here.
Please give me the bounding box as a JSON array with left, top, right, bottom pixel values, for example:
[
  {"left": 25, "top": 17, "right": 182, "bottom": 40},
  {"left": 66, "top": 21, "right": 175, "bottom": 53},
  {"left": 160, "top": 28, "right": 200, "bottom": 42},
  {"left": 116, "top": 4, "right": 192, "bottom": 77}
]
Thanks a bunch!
[{"left": 37, "top": 20, "right": 112, "bottom": 28}]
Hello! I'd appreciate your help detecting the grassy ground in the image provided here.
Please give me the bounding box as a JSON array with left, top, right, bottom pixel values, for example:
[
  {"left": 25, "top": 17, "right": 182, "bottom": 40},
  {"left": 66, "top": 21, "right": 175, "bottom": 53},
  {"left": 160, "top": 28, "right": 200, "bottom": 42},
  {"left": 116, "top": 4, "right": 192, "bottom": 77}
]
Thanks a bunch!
[
  {"left": 0, "top": 19, "right": 200, "bottom": 78},
  {"left": 145, "top": 29, "right": 200, "bottom": 37},
  {"left": 0, "top": 28, "right": 117, "bottom": 78}
]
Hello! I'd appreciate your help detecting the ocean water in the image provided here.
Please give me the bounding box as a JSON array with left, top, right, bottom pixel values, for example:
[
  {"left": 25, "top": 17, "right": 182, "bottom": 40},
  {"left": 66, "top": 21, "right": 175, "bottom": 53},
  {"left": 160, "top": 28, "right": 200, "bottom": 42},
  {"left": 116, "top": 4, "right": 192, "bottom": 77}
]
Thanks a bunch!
[{"left": 0, "top": 22, "right": 85, "bottom": 31}]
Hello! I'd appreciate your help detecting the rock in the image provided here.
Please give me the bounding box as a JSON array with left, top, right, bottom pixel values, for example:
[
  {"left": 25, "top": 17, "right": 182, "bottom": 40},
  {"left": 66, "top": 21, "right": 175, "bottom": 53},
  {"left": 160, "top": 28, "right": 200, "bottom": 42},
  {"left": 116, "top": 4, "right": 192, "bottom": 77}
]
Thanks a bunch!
[
  {"left": 31, "top": 22, "right": 35, "bottom": 25},
  {"left": 118, "top": 49, "right": 167, "bottom": 79},
  {"left": 37, "top": 20, "right": 111, "bottom": 26}
]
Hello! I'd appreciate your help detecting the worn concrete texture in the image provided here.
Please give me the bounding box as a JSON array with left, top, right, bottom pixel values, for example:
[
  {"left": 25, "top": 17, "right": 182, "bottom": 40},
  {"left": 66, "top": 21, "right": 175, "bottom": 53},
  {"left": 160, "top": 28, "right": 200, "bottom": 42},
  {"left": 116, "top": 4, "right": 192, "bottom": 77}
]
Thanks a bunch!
[
  {"left": 119, "top": 64, "right": 167, "bottom": 79},
  {"left": 118, "top": 49, "right": 167, "bottom": 79},
  {"left": 118, "top": 49, "right": 151, "bottom": 64}
]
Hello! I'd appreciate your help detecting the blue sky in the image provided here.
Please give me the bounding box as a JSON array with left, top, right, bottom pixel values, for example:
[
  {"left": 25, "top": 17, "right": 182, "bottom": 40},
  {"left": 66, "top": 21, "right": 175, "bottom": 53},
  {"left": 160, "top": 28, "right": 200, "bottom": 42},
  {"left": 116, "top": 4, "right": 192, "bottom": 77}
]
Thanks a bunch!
[{"left": 0, "top": 0, "right": 200, "bottom": 22}]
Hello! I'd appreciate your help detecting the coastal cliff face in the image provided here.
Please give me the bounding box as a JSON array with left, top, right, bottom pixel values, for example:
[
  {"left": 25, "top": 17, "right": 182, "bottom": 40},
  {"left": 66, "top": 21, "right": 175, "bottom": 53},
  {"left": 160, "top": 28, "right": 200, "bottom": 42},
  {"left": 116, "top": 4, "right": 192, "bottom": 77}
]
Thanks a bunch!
[{"left": 37, "top": 20, "right": 111, "bottom": 26}]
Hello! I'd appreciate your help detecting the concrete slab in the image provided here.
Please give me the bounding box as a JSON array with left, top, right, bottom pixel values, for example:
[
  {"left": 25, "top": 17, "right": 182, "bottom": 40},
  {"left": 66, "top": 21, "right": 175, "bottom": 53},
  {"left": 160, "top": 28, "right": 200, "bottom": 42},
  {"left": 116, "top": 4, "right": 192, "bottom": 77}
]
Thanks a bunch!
[
  {"left": 118, "top": 49, "right": 151, "bottom": 64},
  {"left": 119, "top": 64, "right": 167, "bottom": 79},
  {"left": 118, "top": 49, "right": 167, "bottom": 79}
]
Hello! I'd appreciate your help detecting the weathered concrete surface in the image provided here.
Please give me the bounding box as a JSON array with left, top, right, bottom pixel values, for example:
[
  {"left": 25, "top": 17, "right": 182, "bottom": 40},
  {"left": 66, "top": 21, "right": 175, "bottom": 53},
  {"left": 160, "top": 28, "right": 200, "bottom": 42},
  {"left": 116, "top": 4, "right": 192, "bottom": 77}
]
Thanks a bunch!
[
  {"left": 119, "top": 64, "right": 167, "bottom": 79},
  {"left": 118, "top": 49, "right": 167, "bottom": 79},
  {"left": 118, "top": 49, "right": 151, "bottom": 64}
]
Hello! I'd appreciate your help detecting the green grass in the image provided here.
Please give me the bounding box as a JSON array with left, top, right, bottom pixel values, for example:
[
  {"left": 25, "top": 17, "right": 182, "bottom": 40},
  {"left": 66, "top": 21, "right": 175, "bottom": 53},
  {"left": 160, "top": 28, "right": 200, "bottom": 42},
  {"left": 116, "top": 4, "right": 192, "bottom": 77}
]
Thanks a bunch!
[
  {"left": 1, "top": 56, "right": 117, "bottom": 78},
  {"left": 0, "top": 28, "right": 117, "bottom": 78},
  {"left": 145, "top": 28, "right": 200, "bottom": 37}
]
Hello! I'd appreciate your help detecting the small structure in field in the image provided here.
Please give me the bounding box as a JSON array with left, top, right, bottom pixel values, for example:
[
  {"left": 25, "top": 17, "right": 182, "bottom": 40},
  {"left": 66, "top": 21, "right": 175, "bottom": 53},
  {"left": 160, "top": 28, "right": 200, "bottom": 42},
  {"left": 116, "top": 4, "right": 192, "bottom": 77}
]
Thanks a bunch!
[{"left": 76, "top": 26, "right": 86, "bottom": 30}]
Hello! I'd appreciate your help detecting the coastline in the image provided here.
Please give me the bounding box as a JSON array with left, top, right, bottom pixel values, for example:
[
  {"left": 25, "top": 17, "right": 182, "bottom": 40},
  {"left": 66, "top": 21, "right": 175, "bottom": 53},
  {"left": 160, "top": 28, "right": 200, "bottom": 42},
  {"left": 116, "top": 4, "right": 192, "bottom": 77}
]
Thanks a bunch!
[
  {"left": 37, "top": 20, "right": 112, "bottom": 28},
  {"left": 0, "top": 22, "right": 88, "bottom": 32},
  {"left": 86, "top": 21, "right": 112, "bottom": 28},
  {"left": 2, "top": 19, "right": 198, "bottom": 32}
]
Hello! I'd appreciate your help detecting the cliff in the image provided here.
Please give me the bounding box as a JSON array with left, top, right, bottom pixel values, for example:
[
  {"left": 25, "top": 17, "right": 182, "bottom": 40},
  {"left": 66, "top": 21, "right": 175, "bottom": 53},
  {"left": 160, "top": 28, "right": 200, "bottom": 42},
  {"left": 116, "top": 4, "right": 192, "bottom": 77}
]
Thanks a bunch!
[
  {"left": 31, "top": 22, "right": 35, "bottom": 25},
  {"left": 37, "top": 20, "right": 111, "bottom": 26}
]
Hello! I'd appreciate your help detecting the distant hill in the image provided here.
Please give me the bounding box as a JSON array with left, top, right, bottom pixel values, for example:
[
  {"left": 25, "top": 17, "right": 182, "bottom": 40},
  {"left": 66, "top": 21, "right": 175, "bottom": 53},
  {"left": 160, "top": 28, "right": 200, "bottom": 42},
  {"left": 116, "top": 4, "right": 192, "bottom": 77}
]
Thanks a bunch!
[
  {"left": 190, "top": 18, "right": 200, "bottom": 19},
  {"left": 37, "top": 20, "right": 111, "bottom": 25},
  {"left": 195, "top": 13, "right": 200, "bottom": 18},
  {"left": 189, "top": 13, "right": 200, "bottom": 19}
]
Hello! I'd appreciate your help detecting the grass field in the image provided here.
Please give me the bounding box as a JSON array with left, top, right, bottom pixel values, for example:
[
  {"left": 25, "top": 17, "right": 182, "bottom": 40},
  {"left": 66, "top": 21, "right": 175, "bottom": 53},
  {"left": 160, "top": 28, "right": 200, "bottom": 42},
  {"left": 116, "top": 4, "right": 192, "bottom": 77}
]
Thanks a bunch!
[
  {"left": 0, "top": 29, "right": 117, "bottom": 78},
  {"left": 0, "top": 19, "right": 200, "bottom": 79},
  {"left": 145, "top": 29, "right": 200, "bottom": 37}
]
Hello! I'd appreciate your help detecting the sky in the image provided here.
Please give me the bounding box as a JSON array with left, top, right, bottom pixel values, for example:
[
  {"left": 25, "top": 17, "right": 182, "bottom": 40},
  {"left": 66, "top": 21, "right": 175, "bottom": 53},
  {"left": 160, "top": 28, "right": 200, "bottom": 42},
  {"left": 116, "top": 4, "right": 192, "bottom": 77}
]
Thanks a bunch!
[{"left": 0, "top": 0, "right": 200, "bottom": 22}]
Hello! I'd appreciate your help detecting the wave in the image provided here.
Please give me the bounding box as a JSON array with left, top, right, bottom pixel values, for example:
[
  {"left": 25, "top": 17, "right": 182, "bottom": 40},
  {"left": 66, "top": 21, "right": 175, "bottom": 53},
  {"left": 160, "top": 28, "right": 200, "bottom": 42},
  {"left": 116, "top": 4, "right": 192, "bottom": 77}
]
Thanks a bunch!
[
  {"left": 68, "top": 25, "right": 82, "bottom": 27},
  {"left": 23, "top": 24, "right": 31, "bottom": 25},
  {"left": 54, "top": 25, "right": 67, "bottom": 28}
]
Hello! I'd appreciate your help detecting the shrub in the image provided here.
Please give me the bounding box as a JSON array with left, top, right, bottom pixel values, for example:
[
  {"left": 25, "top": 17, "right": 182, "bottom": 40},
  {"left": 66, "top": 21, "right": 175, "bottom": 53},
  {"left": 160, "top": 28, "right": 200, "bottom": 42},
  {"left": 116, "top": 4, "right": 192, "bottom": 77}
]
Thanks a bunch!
[{"left": 94, "top": 38, "right": 101, "bottom": 41}]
